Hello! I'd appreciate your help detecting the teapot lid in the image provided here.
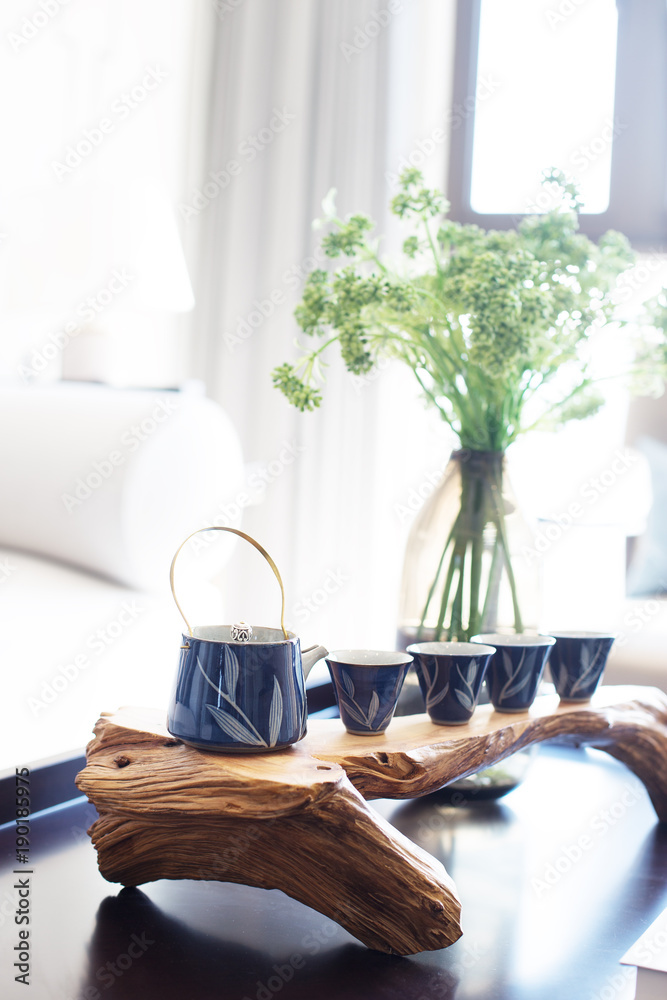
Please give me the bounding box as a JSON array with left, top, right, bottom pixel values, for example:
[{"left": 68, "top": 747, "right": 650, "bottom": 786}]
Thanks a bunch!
[{"left": 190, "top": 624, "right": 297, "bottom": 645}]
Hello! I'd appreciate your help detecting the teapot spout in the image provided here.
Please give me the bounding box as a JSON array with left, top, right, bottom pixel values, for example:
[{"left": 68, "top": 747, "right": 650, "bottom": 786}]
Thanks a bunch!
[{"left": 301, "top": 644, "right": 329, "bottom": 680}]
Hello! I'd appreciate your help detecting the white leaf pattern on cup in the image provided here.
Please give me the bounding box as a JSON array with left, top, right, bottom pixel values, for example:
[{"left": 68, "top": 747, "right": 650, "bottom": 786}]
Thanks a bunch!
[
  {"left": 427, "top": 682, "right": 450, "bottom": 710},
  {"left": 498, "top": 648, "right": 532, "bottom": 703},
  {"left": 454, "top": 662, "right": 479, "bottom": 712},
  {"left": 569, "top": 643, "right": 606, "bottom": 696},
  {"left": 420, "top": 660, "right": 450, "bottom": 712},
  {"left": 337, "top": 671, "right": 402, "bottom": 732},
  {"left": 338, "top": 695, "right": 368, "bottom": 727},
  {"left": 341, "top": 671, "right": 356, "bottom": 697}
]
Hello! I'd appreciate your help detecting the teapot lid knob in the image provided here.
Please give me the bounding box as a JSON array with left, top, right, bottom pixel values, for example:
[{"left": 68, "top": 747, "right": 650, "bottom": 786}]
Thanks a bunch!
[{"left": 231, "top": 622, "right": 253, "bottom": 643}]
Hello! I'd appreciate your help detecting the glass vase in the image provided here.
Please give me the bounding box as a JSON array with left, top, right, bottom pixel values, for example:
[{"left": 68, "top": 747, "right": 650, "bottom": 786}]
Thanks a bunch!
[
  {"left": 396, "top": 450, "right": 541, "bottom": 799},
  {"left": 397, "top": 449, "right": 539, "bottom": 648}
]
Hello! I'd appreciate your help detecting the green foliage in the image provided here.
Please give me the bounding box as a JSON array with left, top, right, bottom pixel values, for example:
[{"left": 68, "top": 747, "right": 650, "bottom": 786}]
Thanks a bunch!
[
  {"left": 321, "top": 215, "right": 373, "bottom": 258},
  {"left": 272, "top": 363, "right": 321, "bottom": 412},
  {"left": 272, "top": 167, "right": 659, "bottom": 449}
]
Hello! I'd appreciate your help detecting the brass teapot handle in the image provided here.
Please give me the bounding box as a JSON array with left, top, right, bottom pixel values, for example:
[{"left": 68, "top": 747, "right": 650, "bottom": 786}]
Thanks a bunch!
[{"left": 169, "top": 526, "right": 288, "bottom": 640}]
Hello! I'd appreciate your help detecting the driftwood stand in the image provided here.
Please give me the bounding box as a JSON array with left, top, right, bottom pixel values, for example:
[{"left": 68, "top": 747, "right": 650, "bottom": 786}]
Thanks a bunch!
[{"left": 76, "top": 685, "right": 667, "bottom": 955}]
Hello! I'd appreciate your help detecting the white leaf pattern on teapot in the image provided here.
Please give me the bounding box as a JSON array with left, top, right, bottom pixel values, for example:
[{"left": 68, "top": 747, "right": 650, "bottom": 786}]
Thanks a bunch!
[{"left": 197, "top": 655, "right": 285, "bottom": 748}]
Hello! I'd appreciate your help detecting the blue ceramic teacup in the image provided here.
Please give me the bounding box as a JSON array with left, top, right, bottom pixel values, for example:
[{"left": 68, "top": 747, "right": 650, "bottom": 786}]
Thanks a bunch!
[
  {"left": 471, "top": 633, "right": 556, "bottom": 713},
  {"left": 548, "top": 631, "right": 615, "bottom": 702},
  {"left": 407, "top": 642, "right": 496, "bottom": 725},
  {"left": 326, "top": 650, "right": 413, "bottom": 736}
]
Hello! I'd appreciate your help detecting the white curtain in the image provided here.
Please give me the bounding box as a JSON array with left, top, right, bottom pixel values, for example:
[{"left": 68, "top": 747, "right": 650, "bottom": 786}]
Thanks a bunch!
[{"left": 189, "top": 0, "right": 457, "bottom": 649}]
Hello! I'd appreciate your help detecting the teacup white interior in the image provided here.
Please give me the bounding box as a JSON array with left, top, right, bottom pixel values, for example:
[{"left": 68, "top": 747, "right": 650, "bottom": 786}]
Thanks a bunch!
[
  {"left": 327, "top": 649, "right": 413, "bottom": 667},
  {"left": 549, "top": 631, "right": 616, "bottom": 639},
  {"left": 408, "top": 641, "right": 496, "bottom": 657},
  {"left": 472, "top": 633, "right": 556, "bottom": 646},
  {"left": 192, "top": 625, "right": 296, "bottom": 643}
]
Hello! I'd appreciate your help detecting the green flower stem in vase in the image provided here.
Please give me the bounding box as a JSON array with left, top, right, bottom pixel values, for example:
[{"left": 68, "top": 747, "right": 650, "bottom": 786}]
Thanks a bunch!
[{"left": 397, "top": 450, "right": 538, "bottom": 649}]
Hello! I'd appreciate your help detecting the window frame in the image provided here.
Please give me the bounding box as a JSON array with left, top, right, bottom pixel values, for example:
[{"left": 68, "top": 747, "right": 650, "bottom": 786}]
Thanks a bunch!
[{"left": 447, "top": 0, "right": 667, "bottom": 250}]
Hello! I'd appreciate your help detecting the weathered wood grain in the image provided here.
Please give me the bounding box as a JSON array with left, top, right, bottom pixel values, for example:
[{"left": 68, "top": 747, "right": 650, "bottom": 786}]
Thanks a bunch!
[
  {"left": 76, "top": 686, "right": 667, "bottom": 955},
  {"left": 77, "top": 710, "right": 461, "bottom": 954},
  {"left": 303, "top": 686, "right": 667, "bottom": 817}
]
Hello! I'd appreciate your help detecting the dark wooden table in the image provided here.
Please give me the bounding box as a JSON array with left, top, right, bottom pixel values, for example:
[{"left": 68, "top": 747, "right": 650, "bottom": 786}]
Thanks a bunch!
[{"left": 1, "top": 744, "right": 666, "bottom": 1000}]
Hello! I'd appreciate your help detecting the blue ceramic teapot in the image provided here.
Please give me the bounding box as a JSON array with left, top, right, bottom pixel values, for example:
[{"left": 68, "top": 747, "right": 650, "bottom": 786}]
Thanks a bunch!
[{"left": 167, "top": 527, "right": 327, "bottom": 752}]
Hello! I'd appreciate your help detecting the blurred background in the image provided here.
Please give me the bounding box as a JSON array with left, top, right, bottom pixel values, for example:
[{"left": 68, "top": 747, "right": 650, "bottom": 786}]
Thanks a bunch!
[{"left": 1, "top": 0, "right": 666, "bottom": 764}]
